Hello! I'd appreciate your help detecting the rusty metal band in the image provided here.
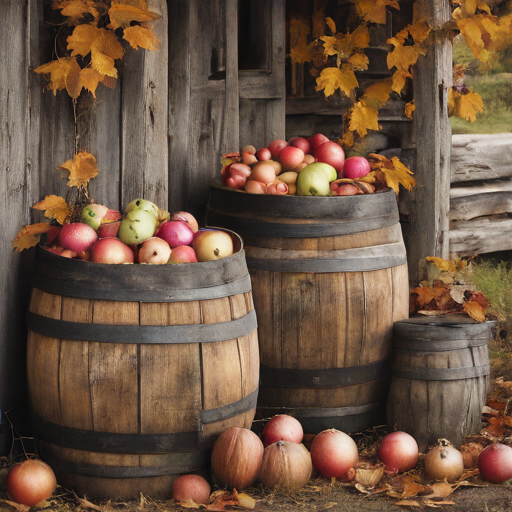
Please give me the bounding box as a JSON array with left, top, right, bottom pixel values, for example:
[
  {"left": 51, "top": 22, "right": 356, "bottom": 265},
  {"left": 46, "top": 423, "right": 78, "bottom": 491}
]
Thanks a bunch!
[
  {"left": 42, "top": 453, "right": 209, "bottom": 478},
  {"left": 392, "top": 363, "right": 491, "bottom": 381},
  {"left": 259, "top": 358, "right": 391, "bottom": 389},
  {"left": 32, "top": 391, "right": 258, "bottom": 454},
  {"left": 26, "top": 309, "right": 257, "bottom": 344},
  {"left": 245, "top": 243, "right": 407, "bottom": 273}
]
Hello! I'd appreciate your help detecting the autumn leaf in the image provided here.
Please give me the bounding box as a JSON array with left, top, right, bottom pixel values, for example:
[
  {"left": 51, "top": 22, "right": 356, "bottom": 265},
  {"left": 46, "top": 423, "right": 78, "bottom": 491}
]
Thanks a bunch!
[
  {"left": 326, "top": 16, "right": 336, "bottom": 34},
  {"left": 348, "top": 102, "right": 379, "bottom": 138},
  {"left": 361, "top": 78, "right": 393, "bottom": 108},
  {"left": 80, "top": 67, "right": 105, "bottom": 97},
  {"left": 426, "top": 256, "right": 468, "bottom": 272},
  {"left": 90, "top": 29, "right": 125, "bottom": 77},
  {"left": 123, "top": 25, "right": 160, "bottom": 50},
  {"left": 458, "top": 91, "right": 484, "bottom": 121},
  {"left": 12, "top": 223, "right": 54, "bottom": 252},
  {"left": 34, "top": 57, "right": 81, "bottom": 97},
  {"left": 353, "top": 0, "right": 400, "bottom": 25},
  {"left": 408, "top": 20, "right": 431, "bottom": 45},
  {"left": 58, "top": 151, "right": 99, "bottom": 189},
  {"left": 33, "top": 195, "right": 71, "bottom": 225},
  {"left": 52, "top": 0, "right": 101, "bottom": 25},
  {"left": 67, "top": 24, "right": 101, "bottom": 57},
  {"left": 289, "top": 18, "right": 315, "bottom": 64},
  {"left": 315, "top": 65, "right": 359, "bottom": 98},
  {"left": 108, "top": 3, "right": 162, "bottom": 31},
  {"left": 405, "top": 101, "right": 415, "bottom": 119},
  {"left": 411, "top": 286, "right": 436, "bottom": 308}
]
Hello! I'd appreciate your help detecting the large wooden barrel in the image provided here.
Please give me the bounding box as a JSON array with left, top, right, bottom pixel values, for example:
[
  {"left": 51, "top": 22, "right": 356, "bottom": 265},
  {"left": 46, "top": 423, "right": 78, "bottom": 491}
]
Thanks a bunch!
[
  {"left": 206, "top": 182, "right": 410, "bottom": 433},
  {"left": 26, "top": 231, "right": 259, "bottom": 500},
  {"left": 387, "top": 316, "right": 493, "bottom": 451}
]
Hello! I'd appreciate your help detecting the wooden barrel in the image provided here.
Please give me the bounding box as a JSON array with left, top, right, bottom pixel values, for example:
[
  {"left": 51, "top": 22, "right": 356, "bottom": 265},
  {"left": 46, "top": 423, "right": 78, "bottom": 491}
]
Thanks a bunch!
[
  {"left": 387, "top": 316, "right": 494, "bottom": 451},
  {"left": 206, "top": 182, "right": 410, "bottom": 433},
  {"left": 26, "top": 230, "right": 259, "bottom": 500}
]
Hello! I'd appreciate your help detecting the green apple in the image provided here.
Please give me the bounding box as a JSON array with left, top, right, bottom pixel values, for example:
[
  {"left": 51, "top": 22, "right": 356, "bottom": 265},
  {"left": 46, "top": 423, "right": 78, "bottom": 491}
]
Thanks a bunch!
[
  {"left": 124, "top": 198, "right": 159, "bottom": 218},
  {"left": 296, "top": 165, "right": 331, "bottom": 196},
  {"left": 81, "top": 204, "right": 108, "bottom": 230},
  {"left": 118, "top": 209, "right": 158, "bottom": 245},
  {"left": 303, "top": 162, "right": 337, "bottom": 182}
]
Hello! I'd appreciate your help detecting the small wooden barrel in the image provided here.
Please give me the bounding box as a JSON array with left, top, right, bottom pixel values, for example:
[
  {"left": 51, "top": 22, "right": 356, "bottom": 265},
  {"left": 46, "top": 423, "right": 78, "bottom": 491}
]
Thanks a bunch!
[
  {"left": 207, "top": 182, "right": 410, "bottom": 433},
  {"left": 387, "top": 316, "right": 494, "bottom": 451},
  {"left": 26, "top": 231, "right": 259, "bottom": 500}
]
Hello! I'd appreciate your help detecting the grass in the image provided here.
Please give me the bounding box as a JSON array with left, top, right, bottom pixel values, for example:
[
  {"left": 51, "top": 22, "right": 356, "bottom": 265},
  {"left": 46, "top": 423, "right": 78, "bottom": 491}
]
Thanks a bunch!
[
  {"left": 450, "top": 35, "right": 512, "bottom": 134},
  {"left": 463, "top": 259, "right": 512, "bottom": 379}
]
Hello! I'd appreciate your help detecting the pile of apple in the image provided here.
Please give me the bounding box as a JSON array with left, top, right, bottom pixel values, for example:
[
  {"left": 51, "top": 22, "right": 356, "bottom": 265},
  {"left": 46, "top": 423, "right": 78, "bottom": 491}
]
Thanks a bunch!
[
  {"left": 42, "top": 198, "right": 235, "bottom": 264},
  {"left": 221, "top": 133, "right": 374, "bottom": 196}
]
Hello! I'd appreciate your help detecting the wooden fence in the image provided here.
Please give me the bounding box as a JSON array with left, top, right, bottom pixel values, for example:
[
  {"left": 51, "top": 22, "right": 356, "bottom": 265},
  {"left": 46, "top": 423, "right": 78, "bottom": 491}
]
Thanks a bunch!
[{"left": 449, "top": 133, "right": 512, "bottom": 257}]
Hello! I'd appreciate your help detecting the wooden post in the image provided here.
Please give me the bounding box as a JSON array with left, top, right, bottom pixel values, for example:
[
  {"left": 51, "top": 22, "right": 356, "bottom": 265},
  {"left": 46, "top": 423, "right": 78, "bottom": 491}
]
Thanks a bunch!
[{"left": 405, "top": 0, "right": 452, "bottom": 284}]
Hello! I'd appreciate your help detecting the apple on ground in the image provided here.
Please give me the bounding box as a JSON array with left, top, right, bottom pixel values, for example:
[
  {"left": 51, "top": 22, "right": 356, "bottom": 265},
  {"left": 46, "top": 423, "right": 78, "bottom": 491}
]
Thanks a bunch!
[
  {"left": 168, "top": 245, "right": 198, "bottom": 263},
  {"left": 192, "top": 229, "right": 234, "bottom": 262},
  {"left": 138, "top": 237, "right": 172, "bottom": 264},
  {"left": 91, "top": 238, "right": 134, "bottom": 264}
]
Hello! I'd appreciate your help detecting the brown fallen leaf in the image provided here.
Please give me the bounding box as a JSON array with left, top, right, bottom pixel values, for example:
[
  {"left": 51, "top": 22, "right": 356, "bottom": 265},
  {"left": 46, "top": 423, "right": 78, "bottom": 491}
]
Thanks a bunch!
[
  {"left": 395, "top": 499, "right": 421, "bottom": 508},
  {"left": 421, "top": 481, "right": 456, "bottom": 498},
  {"left": 178, "top": 499, "right": 200, "bottom": 509},
  {"left": 423, "top": 499, "right": 457, "bottom": 508},
  {"left": 495, "top": 377, "right": 512, "bottom": 389},
  {"left": 76, "top": 496, "right": 105, "bottom": 511}
]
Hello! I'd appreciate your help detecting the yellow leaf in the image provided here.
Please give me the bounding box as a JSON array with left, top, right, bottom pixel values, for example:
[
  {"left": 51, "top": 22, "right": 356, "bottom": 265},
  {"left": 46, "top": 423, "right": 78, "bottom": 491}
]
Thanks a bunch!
[
  {"left": 408, "top": 20, "right": 431, "bottom": 45},
  {"left": 320, "top": 35, "right": 339, "bottom": 57},
  {"left": 457, "top": 17, "right": 485, "bottom": 58},
  {"left": 405, "top": 100, "right": 415, "bottom": 119},
  {"left": 54, "top": 0, "right": 100, "bottom": 25},
  {"left": 12, "top": 223, "right": 53, "bottom": 252},
  {"left": 390, "top": 68, "right": 412, "bottom": 94},
  {"left": 477, "top": 2, "right": 491, "bottom": 14},
  {"left": 315, "top": 65, "right": 358, "bottom": 98},
  {"left": 33, "top": 195, "right": 71, "bottom": 225},
  {"left": 451, "top": 89, "right": 484, "bottom": 122},
  {"left": 350, "top": 25, "right": 371, "bottom": 50},
  {"left": 58, "top": 151, "right": 99, "bottom": 189},
  {"left": 65, "top": 57, "right": 83, "bottom": 99},
  {"left": 326, "top": 16, "right": 336, "bottom": 34},
  {"left": 387, "top": 43, "right": 421, "bottom": 72},
  {"left": 290, "top": 41, "right": 315, "bottom": 64},
  {"left": 349, "top": 52, "right": 369, "bottom": 71},
  {"left": 361, "top": 78, "right": 392, "bottom": 108},
  {"left": 90, "top": 29, "right": 125, "bottom": 77},
  {"left": 461, "top": 0, "right": 478, "bottom": 17},
  {"left": 123, "top": 25, "right": 160, "bottom": 50},
  {"left": 425, "top": 256, "right": 454, "bottom": 272},
  {"left": 237, "top": 493, "right": 256, "bottom": 509},
  {"left": 108, "top": 3, "right": 161, "bottom": 30},
  {"left": 80, "top": 68, "right": 105, "bottom": 97},
  {"left": 348, "top": 102, "right": 379, "bottom": 138},
  {"left": 341, "top": 130, "right": 354, "bottom": 149},
  {"left": 463, "top": 300, "right": 486, "bottom": 321},
  {"left": 353, "top": 0, "right": 400, "bottom": 25},
  {"left": 34, "top": 57, "right": 78, "bottom": 95},
  {"left": 67, "top": 24, "right": 101, "bottom": 57}
]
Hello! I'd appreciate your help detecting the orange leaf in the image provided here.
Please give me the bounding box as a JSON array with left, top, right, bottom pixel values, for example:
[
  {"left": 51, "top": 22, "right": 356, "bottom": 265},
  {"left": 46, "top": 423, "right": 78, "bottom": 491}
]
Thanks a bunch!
[
  {"left": 90, "top": 29, "right": 125, "bottom": 77},
  {"left": 463, "top": 300, "right": 486, "bottom": 321},
  {"left": 12, "top": 223, "right": 53, "bottom": 252},
  {"left": 34, "top": 57, "right": 79, "bottom": 96},
  {"left": 361, "top": 78, "right": 393, "bottom": 108},
  {"left": 458, "top": 91, "right": 484, "bottom": 122},
  {"left": 53, "top": 0, "right": 101, "bottom": 25},
  {"left": 411, "top": 286, "right": 436, "bottom": 308},
  {"left": 58, "top": 151, "right": 99, "bottom": 189},
  {"left": 108, "top": 3, "right": 162, "bottom": 30},
  {"left": 315, "top": 65, "right": 359, "bottom": 98},
  {"left": 123, "top": 25, "right": 160, "bottom": 50},
  {"left": 348, "top": 102, "right": 379, "bottom": 138},
  {"left": 484, "top": 416, "right": 506, "bottom": 437},
  {"left": 405, "top": 100, "right": 415, "bottom": 119},
  {"left": 33, "top": 195, "right": 71, "bottom": 225},
  {"left": 80, "top": 68, "right": 105, "bottom": 98},
  {"left": 353, "top": 0, "right": 400, "bottom": 25},
  {"left": 67, "top": 24, "right": 101, "bottom": 57}
]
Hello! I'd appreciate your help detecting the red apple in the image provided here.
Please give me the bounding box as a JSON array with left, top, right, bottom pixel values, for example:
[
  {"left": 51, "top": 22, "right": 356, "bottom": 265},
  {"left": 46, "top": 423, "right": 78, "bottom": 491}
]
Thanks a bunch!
[
  {"left": 289, "top": 136, "right": 310, "bottom": 154},
  {"left": 138, "top": 237, "right": 172, "bottom": 264},
  {"left": 168, "top": 245, "right": 198, "bottom": 263},
  {"left": 57, "top": 222, "right": 98, "bottom": 254},
  {"left": 170, "top": 211, "right": 199, "bottom": 233},
  {"left": 307, "top": 133, "right": 330, "bottom": 152},
  {"left": 268, "top": 139, "right": 288, "bottom": 159},
  {"left": 277, "top": 145, "right": 305, "bottom": 172},
  {"left": 45, "top": 225, "right": 61, "bottom": 246},
  {"left": 155, "top": 220, "right": 194, "bottom": 248},
  {"left": 256, "top": 147, "right": 272, "bottom": 161},
  {"left": 192, "top": 229, "right": 234, "bottom": 262},
  {"left": 97, "top": 220, "right": 120, "bottom": 238},
  {"left": 313, "top": 141, "right": 345, "bottom": 172},
  {"left": 342, "top": 156, "right": 371, "bottom": 179},
  {"left": 91, "top": 238, "right": 134, "bottom": 264}
]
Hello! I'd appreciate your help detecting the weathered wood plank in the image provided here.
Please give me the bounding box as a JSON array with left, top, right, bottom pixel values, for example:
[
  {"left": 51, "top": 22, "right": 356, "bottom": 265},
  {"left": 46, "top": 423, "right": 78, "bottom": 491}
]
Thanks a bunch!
[
  {"left": 450, "top": 179, "right": 512, "bottom": 221},
  {"left": 451, "top": 133, "right": 512, "bottom": 183},
  {"left": 449, "top": 216, "right": 512, "bottom": 256},
  {"left": 121, "top": 0, "right": 168, "bottom": 210},
  {"left": 406, "top": 0, "right": 452, "bottom": 284}
]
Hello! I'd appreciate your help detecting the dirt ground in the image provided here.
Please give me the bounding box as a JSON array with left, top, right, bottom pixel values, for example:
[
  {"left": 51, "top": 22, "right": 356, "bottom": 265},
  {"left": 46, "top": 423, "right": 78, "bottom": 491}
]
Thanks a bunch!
[{"left": 1, "top": 353, "right": 511, "bottom": 512}]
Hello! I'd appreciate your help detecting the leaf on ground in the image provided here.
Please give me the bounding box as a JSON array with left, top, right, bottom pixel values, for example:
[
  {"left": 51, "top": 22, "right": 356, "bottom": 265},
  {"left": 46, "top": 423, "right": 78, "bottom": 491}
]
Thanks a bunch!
[
  {"left": 123, "top": 25, "right": 160, "bottom": 50},
  {"left": 178, "top": 499, "right": 200, "bottom": 509},
  {"left": 58, "top": 151, "right": 99, "bottom": 189},
  {"left": 395, "top": 500, "right": 422, "bottom": 508},
  {"left": 495, "top": 377, "right": 512, "bottom": 389},
  {"left": 235, "top": 492, "right": 256, "bottom": 510},
  {"left": 76, "top": 496, "right": 105, "bottom": 511},
  {"left": 423, "top": 499, "right": 457, "bottom": 508},
  {"left": 422, "top": 481, "right": 456, "bottom": 498},
  {"left": 12, "top": 223, "right": 53, "bottom": 252},
  {"left": 33, "top": 195, "right": 70, "bottom": 225}
]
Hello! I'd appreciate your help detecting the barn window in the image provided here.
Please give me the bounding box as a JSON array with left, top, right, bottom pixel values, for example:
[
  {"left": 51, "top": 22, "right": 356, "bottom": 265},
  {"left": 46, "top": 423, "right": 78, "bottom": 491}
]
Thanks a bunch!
[{"left": 238, "top": 0, "right": 271, "bottom": 72}]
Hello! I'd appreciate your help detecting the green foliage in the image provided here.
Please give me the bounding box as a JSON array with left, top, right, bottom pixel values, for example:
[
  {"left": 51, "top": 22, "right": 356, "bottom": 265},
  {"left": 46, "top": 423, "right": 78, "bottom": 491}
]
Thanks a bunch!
[
  {"left": 464, "top": 259, "right": 512, "bottom": 340},
  {"left": 450, "top": 73, "right": 512, "bottom": 133}
]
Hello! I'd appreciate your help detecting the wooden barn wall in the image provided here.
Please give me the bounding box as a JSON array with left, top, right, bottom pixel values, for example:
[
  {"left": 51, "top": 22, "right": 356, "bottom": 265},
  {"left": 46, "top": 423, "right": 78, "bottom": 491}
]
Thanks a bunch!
[{"left": 0, "top": 0, "right": 285, "bottom": 437}]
